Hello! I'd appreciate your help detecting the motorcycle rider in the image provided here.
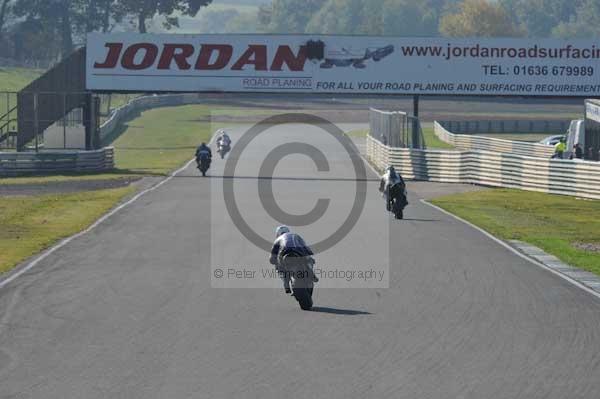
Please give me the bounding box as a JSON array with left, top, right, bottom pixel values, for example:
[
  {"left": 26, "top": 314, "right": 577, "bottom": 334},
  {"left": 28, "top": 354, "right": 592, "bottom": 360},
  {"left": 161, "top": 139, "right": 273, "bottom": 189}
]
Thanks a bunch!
[
  {"left": 195, "top": 142, "right": 212, "bottom": 176},
  {"left": 269, "top": 225, "right": 318, "bottom": 294},
  {"left": 379, "top": 165, "right": 407, "bottom": 211},
  {"left": 216, "top": 130, "right": 232, "bottom": 148}
]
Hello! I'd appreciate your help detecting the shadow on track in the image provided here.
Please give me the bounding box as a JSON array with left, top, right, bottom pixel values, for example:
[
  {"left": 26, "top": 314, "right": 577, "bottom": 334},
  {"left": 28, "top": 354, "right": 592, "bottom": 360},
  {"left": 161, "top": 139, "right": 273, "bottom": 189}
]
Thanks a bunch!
[{"left": 310, "top": 307, "right": 372, "bottom": 315}]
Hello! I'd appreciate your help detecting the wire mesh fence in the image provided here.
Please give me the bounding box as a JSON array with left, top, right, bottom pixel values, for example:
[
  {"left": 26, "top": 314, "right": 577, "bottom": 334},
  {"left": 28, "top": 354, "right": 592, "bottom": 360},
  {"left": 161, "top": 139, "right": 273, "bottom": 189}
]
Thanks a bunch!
[
  {"left": 368, "top": 108, "right": 424, "bottom": 149},
  {"left": 0, "top": 92, "right": 18, "bottom": 150},
  {"left": 0, "top": 91, "right": 101, "bottom": 151}
]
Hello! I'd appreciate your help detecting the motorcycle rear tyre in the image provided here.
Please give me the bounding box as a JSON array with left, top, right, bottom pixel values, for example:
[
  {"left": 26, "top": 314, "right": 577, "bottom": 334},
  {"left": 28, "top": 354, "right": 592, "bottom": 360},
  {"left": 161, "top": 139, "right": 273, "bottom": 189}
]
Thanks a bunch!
[{"left": 293, "top": 287, "right": 313, "bottom": 311}]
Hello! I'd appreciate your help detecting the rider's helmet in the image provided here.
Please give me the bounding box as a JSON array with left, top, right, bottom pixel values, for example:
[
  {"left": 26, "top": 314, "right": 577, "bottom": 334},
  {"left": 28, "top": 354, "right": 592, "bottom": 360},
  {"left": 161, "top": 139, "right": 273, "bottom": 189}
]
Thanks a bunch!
[{"left": 275, "top": 225, "right": 290, "bottom": 237}]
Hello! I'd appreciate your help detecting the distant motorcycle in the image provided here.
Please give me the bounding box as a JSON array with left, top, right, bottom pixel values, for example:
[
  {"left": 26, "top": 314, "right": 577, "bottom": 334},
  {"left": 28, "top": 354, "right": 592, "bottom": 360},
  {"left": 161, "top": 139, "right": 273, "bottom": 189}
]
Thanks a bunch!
[{"left": 217, "top": 142, "right": 231, "bottom": 159}]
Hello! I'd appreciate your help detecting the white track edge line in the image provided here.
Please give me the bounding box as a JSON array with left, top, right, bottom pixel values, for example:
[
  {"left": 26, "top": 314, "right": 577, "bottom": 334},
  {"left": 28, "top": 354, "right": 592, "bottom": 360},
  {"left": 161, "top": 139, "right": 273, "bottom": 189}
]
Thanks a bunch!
[
  {"left": 0, "top": 135, "right": 216, "bottom": 290},
  {"left": 421, "top": 199, "right": 600, "bottom": 300}
]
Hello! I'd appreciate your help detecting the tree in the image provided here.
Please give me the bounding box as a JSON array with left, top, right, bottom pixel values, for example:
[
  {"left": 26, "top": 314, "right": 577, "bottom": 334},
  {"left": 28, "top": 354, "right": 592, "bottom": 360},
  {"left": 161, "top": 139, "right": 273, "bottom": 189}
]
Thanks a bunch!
[
  {"left": 382, "top": 0, "right": 441, "bottom": 36},
  {"left": 499, "top": 0, "right": 584, "bottom": 37},
  {"left": 11, "top": 18, "right": 62, "bottom": 63},
  {"left": 197, "top": 8, "right": 239, "bottom": 33},
  {"left": 553, "top": 0, "right": 600, "bottom": 38},
  {"left": 265, "top": 0, "right": 326, "bottom": 33},
  {"left": 439, "top": 0, "right": 523, "bottom": 37},
  {"left": 305, "top": 0, "right": 379, "bottom": 34},
  {"left": 116, "top": 0, "right": 213, "bottom": 34},
  {"left": 12, "top": 0, "right": 78, "bottom": 56},
  {"left": 81, "top": 0, "right": 124, "bottom": 33},
  {"left": 257, "top": 3, "right": 272, "bottom": 27},
  {"left": 225, "top": 10, "right": 261, "bottom": 33},
  {"left": 0, "top": 0, "right": 10, "bottom": 37}
]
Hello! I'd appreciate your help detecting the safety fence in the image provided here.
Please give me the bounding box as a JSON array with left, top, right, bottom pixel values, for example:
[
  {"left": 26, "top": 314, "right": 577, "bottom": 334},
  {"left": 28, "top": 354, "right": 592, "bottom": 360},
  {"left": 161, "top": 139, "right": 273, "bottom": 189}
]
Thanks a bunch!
[
  {"left": 367, "top": 135, "right": 600, "bottom": 200},
  {"left": 0, "top": 147, "right": 114, "bottom": 176},
  {"left": 369, "top": 108, "right": 424, "bottom": 149},
  {"left": 434, "top": 121, "right": 555, "bottom": 159},
  {"left": 437, "top": 119, "right": 569, "bottom": 135}
]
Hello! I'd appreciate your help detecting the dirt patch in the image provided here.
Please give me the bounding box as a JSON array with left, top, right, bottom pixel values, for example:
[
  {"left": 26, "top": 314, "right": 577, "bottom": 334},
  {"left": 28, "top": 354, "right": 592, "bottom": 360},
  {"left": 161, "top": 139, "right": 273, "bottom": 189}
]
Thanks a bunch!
[
  {"left": 573, "top": 242, "right": 600, "bottom": 253},
  {"left": 0, "top": 177, "right": 142, "bottom": 196}
]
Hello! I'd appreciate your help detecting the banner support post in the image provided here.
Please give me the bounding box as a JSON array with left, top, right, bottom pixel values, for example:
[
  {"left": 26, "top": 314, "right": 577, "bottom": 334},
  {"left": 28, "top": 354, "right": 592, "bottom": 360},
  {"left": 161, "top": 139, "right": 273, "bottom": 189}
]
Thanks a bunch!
[{"left": 412, "top": 94, "right": 420, "bottom": 148}]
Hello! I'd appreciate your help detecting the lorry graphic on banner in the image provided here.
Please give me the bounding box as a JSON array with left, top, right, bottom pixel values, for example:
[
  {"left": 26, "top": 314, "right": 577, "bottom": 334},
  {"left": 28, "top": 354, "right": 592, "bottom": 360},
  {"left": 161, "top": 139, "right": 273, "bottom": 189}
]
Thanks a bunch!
[{"left": 320, "top": 45, "right": 395, "bottom": 69}]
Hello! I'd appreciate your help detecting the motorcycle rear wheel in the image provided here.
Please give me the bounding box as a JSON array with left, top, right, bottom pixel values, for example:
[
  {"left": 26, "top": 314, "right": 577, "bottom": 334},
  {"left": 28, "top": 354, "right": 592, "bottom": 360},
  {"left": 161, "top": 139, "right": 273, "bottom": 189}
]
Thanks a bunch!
[{"left": 293, "top": 287, "right": 313, "bottom": 311}]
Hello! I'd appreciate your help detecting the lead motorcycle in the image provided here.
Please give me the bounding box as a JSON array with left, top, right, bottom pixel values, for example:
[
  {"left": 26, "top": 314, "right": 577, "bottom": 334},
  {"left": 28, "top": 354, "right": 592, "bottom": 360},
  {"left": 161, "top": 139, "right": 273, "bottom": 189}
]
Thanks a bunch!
[{"left": 280, "top": 255, "right": 317, "bottom": 311}]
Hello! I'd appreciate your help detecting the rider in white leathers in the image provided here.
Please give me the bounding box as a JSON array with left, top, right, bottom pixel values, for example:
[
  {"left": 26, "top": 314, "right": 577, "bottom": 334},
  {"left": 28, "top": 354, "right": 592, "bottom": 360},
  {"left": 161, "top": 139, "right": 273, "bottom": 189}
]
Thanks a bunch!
[
  {"left": 216, "top": 130, "right": 231, "bottom": 147},
  {"left": 379, "top": 165, "right": 406, "bottom": 211},
  {"left": 269, "top": 226, "right": 318, "bottom": 294}
]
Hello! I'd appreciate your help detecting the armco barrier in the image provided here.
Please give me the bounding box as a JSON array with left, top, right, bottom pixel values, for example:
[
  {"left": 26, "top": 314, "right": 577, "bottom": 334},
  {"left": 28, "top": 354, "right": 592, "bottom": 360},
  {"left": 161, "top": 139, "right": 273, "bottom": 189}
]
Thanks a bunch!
[
  {"left": 434, "top": 121, "right": 555, "bottom": 158},
  {"left": 438, "top": 119, "right": 569, "bottom": 135},
  {"left": 0, "top": 147, "right": 114, "bottom": 176},
  {"left": 367, "top": 135, "right": 600, "bottom": 200}
]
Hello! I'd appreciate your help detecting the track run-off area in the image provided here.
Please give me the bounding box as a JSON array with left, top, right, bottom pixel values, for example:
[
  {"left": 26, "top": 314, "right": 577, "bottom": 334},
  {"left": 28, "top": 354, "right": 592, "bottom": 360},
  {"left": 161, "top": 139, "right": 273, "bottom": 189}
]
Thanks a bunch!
[{"left": 1, "top": 124, "right": 600, "bottom": 398}]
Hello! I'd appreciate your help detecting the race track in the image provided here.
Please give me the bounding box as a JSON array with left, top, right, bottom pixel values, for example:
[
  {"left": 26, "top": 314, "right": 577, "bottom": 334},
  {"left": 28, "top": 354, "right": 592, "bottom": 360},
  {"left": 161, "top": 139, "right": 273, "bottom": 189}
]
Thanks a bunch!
[{"left": 1, "top": 124, "right": 600, "bottom": 398}]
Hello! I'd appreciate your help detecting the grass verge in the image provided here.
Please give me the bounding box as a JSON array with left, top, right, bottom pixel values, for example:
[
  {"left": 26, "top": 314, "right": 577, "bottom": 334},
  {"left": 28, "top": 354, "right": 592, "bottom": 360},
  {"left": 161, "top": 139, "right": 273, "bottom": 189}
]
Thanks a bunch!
[
  {"left": 0, "top": 67, "right": 43, "bottom": 91},
  {"left": 346, "top": 129, "right": 368, "bottom": 137},
  {"left": 0, "top": 187, "right": 134, "bottom": 274},
  {"left": 422, "top": 126, "right": 455, "bottom": 149},
  {"left": 0, "top": 104, "right": 239, "bottom": 274},
  {"left": 111, "top": 104, "right": 215, "bottom": 174},
  {"left": 430, "top": 188, "right": 600, "bottom": 275}
]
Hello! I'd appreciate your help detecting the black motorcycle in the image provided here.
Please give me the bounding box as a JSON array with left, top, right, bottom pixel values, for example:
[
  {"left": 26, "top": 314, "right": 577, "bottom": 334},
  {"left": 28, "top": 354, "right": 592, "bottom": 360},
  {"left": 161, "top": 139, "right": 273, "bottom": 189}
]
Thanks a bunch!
[
  {"left": 388, "top": 182, "right": 408, "bottom": 220},
  {"left": 281, "top": 255, "right": 317, "bottom": 311},
  {"left": 196, "top": 154, "right": 211, "bottom": 177}
]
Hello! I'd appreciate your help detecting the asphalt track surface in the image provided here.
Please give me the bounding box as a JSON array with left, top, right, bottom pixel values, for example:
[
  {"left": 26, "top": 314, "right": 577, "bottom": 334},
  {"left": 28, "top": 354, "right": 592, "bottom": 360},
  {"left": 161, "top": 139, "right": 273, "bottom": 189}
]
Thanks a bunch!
[{"left": 1, "top": 125, "right": 600, "bottom": 398}]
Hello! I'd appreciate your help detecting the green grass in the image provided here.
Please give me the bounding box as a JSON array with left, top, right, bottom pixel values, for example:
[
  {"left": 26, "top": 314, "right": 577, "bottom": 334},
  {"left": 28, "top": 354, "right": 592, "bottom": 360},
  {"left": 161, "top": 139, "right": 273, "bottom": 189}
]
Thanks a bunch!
[
  {"left": 0, "top": 104, "right": 254, "bottom": 183},
  {"left": 346, "top": 129, "right": 368, "bottom": 137},
  {"left": 111, "top": 104, "right": 289, "bottom": 174},
  {"left": 0, "top": 67, "right": 43, "bottom": 92},
  {"left": 0, "top": 67, "right": 43, "bottom": 123},
  {"left": 431, "top": 189, "right": 600, "bottom": 275},
  {"left": 422, "top": 126, "right": 455, "bottom": 149},
  {"left": 0, "top": 172, "right": 143, "bottom": 185},
  {"left": 111, "top": 105, "right": 217, "bottom": 174},
  {"left": 0, "top": 187, "right": 134, "bottom": 274}
]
